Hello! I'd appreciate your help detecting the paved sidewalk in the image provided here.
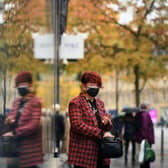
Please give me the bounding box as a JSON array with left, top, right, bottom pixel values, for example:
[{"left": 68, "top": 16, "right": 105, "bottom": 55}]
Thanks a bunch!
[
  {"left": 44, "top": 127, "right": 168, "bottom": 168},
  {"left": 0, "top": 127, "right": 168, "bottom": 168},
  {"left": 110, "top": 127, "right": 168, "bottom": 168}
]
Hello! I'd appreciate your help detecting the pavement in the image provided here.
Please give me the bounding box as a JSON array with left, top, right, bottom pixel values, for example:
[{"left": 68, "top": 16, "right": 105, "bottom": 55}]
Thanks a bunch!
[
  {"left": 109, "top": 126, "right": 168, "bottom": 168},
  {"left": 0, "top": 127, "right": 168, "bottom": 168}
]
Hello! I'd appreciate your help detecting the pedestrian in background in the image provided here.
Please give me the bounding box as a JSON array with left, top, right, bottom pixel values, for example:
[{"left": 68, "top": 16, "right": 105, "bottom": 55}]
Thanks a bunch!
[
  {"left": 135, "top": 103, "right": 155, "bottom": 168},
  {"left": 123, "top": 112, "right": 137, "bottom": 165},
  {"left": 68, "top": 71, "right": 113, "bottom": 168},
  {"left": 3, "top": 72, "right": 43, "bottom": 168},
  {"left": 62, "top": 111, "right": 70, "bottom": 155},
  {"left": 54, "top": 104, "right": 65, "bottom": 156}
]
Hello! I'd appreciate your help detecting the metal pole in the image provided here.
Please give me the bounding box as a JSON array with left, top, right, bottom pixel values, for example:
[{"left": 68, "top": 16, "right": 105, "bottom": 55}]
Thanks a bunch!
[
  {"left": 161, "top": 125, "right": 164, "bottom": 161},
  {"left": 52, "top": 0, "right": 61, "bottom": 105},
  {"left": 52, "top": 0, "right": 61, "bottom": 157}
]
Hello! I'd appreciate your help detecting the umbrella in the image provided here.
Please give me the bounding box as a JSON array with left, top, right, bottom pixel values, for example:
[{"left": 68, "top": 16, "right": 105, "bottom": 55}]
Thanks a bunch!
[
  {"left": 122, "top": 107, "right": 139, "bottom": 114},
  {"left": 111, "top": 115, "right": 125, "bottom": 136}
]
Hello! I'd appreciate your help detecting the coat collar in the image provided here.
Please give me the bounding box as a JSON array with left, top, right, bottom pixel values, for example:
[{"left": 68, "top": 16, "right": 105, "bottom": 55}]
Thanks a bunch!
[{"left": 79, "top": 93, "right": 103, "bottom": 126}]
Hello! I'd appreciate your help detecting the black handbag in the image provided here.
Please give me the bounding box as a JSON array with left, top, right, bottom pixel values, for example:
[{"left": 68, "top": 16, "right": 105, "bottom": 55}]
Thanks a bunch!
[
  {"left": 0, "top": 100, "right": 27, "bottom": 157},
  {"left": 101, "top": 136, "right": 123, "bottom": 158},
  {"left": 0, "top": 136, "right": 20, "bottom": 157}
]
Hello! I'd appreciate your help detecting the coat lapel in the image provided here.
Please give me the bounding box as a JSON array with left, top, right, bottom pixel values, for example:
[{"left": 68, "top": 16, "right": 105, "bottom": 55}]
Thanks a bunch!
[
  {"left": 79, "top": 95, "right": 98, "bottom": 126},
  {"left": 96, "top": 99, "right": 104, "bottom": 120}
]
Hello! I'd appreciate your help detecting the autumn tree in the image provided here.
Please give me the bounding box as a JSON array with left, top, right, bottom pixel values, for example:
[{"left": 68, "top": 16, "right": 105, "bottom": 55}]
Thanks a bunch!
[{"left": 67, "top": 0, "right": 168, "bottom": 106}]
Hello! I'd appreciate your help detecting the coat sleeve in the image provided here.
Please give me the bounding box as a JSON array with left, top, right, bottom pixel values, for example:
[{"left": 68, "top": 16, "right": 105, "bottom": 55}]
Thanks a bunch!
[
  {"left": 99, "top": 101, "right": 112, "bottom": 131},
  {"left": 15, "top": 101, "right": 41, "bottom": 137},
  {"left": 7, "top": 99, "right": 19, "bottom": 118},
  {"left": 140, "top": 113, "right": 154, "bottom": 144},
  {"left": 69, "top": 102, "right": 102, "bottom": 139}
]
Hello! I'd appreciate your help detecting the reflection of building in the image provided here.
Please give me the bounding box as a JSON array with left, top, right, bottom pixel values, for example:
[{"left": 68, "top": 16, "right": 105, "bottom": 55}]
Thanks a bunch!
[{"left": 100, "top": 76, "right": 168, "bottom": 121}]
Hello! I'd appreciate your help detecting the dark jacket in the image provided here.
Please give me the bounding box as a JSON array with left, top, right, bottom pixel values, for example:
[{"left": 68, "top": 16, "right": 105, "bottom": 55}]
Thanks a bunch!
[
  {"left": 135, "top": 110, "right": 155, "bottom": 144},
  {"left": 123, "top": 113, "right": 136, "bottom": 141},
  {"left": 0, "top": 114, "right": 5, "bottom": 135},
  {"left": 55, "top": 112, "right": 65, "bottom": 140}
]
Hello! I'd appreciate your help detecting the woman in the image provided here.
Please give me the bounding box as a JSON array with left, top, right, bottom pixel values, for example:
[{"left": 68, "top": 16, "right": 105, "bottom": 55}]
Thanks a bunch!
[
  {"left": 68, "top": 71, "right": 113, "bottom": 168},
  {"left": 135, "top": 103, "right": 155, "bottom": 168},
  {"left": 3, "top": 72, "right": 43, "bottom": 168}
]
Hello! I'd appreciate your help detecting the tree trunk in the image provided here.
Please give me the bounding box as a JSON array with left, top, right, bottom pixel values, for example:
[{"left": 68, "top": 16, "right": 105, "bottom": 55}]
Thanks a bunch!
[
  {"left": 115, "top": 69, "right": 119, "bottom": 114},
  {"left": 134, "top": 65, "right": 140, "bottom": 107},
  {"left": 3, "top": 69, "right": 7, "bottom": 114}
]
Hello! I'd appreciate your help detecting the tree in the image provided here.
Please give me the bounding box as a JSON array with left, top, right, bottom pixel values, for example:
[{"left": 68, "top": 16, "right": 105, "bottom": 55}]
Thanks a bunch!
[
  {"left": 0, "top": 0, "right": 49, "bottom": 113},
  {"left": 67, "top": 0, "right": 168, "bottom": 106}
]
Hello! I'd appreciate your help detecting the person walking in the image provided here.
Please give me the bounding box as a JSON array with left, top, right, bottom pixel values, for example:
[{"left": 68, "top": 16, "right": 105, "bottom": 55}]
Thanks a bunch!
[
  {"left": 3, "top": 72, "right": 43, "bottom": 168},
  {"left": 123, "top": 112, "right": 137, "bottom": 165},
  {"left": 135, "top": 103, "right": 155, "bottom": 168},
  {"left": 54, "top": 104, "right": 65, "bottom": 155},
  {"left": 68, "top": 71, "right": 113, "bottom": 168},
  {"left": 62, "top": 112, "right": 70, "bottom": 155}
]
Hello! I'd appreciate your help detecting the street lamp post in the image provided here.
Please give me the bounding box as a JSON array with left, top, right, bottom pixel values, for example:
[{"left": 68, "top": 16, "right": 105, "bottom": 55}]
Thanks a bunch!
[
  {"left": 161, "top": 77, "right": 167, "bottom": 161},
  {"left": 161, "top": 121, "right": 164, "bottom": 161}
]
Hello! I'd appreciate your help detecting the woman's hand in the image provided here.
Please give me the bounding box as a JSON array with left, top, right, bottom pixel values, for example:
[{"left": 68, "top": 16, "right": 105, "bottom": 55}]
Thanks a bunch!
[
  {"left": 102, "top": 115, "right": 112, "bottom": 126},
  {"left": 2, "top": 132, "right": 14, "bottom": 137},
  {"left": 5, "top": 116, "right": 15, "bottom": 125},
  {"left": 103, "top": 132, "right": 114, "bottom": 138}
]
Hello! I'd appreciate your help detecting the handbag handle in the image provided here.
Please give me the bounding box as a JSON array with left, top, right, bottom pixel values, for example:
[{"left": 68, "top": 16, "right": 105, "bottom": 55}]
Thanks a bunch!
[{"left": 12, "top": 100, "right": 27, "bottom": 130}]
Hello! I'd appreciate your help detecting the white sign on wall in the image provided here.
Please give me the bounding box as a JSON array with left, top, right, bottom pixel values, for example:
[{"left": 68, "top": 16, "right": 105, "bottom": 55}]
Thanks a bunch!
[
  {"left": 34, "top": 34, "right": 54, "bottom": 59},
  {"left": 34, "top": 33, "right": 84, "bottom": 60},
  {"left": 60, "top": 34, "right": 84, "bottom": 59}
]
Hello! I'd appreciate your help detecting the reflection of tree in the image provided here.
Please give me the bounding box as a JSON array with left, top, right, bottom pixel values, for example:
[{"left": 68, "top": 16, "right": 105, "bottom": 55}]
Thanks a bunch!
[{"left": 0, "top": 0, "right": 49, "bottom": 113}]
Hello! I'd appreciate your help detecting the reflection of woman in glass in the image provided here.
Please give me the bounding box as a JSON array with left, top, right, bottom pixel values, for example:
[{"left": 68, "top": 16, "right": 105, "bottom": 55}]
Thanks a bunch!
[{"left": 3, "top": 72, "right": 43, "bottom": 168}]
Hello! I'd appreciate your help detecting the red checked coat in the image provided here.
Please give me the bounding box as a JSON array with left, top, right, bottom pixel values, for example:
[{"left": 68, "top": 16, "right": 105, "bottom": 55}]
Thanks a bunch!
[
  {"left": 8, "top": 94, "right": 43, "bottom": 168},
  {"left": 68, "top": 93, "right": 112, "bottom": 168}
]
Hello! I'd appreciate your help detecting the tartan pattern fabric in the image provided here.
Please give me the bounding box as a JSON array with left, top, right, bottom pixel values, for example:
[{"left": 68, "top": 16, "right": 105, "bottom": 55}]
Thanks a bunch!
[
  {"left": 8, "top": 95, "right": 43, "bottom": 168},
  {"left": 68, "top": 93, "right": 111, "bottom": 168}
]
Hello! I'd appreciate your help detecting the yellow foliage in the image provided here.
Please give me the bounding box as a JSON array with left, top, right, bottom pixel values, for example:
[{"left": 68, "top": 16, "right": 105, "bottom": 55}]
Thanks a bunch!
[{"left": 36, "top": 75, "right": 81, "bottom": 111}]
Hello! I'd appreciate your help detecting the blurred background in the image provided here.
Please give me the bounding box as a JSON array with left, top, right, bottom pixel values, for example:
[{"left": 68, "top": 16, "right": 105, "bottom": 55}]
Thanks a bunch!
[
  {"left": 0, "top": 0, "right": 167, "bottom": 167},
  {"left": 0, "top": 0, "right": 167, "bottom": 123}
]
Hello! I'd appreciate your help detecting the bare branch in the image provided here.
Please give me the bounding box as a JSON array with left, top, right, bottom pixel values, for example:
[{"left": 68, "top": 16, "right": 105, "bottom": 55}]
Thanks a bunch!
[
  {"left": 137, "top": 0, "right": 156, "bottom": 35},
  {"left": 91, "top": 0, "right": 137, "bottom": 36},
  {"left": 100, "top": 43, "right": 137, "bottom": 54},
  {"left": 3, "top": 0, "right": 29, "bottom": 26},
  {"left": 143, "top": 0, "right": 156, "bottom": 20},
  {"left": 100, "top": 18, "right": 137, "bottom": 36}
]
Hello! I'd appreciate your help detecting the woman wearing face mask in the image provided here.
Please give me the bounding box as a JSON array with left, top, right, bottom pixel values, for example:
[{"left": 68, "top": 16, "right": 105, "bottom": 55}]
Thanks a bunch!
[
  {"left": 68, "top": 71, "right": 113, "bottom": 168},
  {"left": 3, "top": 72, "right": 43, "bottom": 168}
]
